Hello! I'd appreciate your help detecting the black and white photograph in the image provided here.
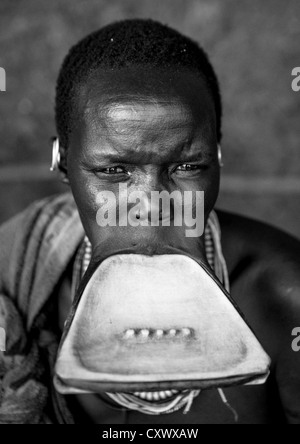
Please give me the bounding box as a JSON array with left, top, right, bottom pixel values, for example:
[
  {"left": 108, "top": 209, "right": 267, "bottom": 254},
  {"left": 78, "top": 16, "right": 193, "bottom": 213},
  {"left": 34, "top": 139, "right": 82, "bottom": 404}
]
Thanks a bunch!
[{"left": 0, "top": 0, "right": 299, "bottom": 426}]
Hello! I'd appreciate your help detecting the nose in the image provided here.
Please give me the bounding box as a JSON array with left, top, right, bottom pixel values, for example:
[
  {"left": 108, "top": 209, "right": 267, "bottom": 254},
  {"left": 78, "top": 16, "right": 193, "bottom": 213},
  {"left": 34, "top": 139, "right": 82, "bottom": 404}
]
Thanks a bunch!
[
  {"left": 127, "top": 189, "right": 180, "bottom": 226},
  {"left": 91, "top": 166, "right": 206, "bottom": 263},
  {"left": 126, "top": 166, "right": 176, "bottom": 224}
]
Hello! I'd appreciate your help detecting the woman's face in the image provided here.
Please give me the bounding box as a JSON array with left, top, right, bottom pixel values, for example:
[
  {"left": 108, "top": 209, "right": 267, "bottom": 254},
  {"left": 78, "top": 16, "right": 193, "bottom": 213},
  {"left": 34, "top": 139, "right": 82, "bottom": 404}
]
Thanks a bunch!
[{"left": 66, "top": 67, "right": 220, "bottom": 250}]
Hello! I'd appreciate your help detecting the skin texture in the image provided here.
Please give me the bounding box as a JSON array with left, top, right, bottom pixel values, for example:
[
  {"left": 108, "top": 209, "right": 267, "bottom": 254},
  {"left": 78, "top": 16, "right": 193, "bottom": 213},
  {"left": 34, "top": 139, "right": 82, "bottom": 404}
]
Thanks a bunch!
[
  {"left": 57, "top": 67, "right": 300, "bottom": 424},
  {"left": 64, "top": 68, "right": 219, "bottom": 259}
]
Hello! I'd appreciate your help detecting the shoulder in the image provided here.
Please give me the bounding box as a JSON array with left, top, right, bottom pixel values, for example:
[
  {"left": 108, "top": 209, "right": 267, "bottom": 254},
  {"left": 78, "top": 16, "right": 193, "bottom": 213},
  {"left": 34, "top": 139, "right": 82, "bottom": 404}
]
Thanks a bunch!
[
  {"left": 0, "top": 192, "right": 76, "bottom": 237},
  {"left": 217, "top": 209, "right": 300, "bottom": 350},
  {"left": 216, "top": 209, "right": 300, "bottom": 286},
  {"left": 0, "top": 193, "right": 77, "bottom": 292},
  {"left": 0, "top": 193, "right": 76, "bottom": 258},
  {"left": 218, "top": 212, "right": 300, "bottom": 327},
  {"left": 217, "top": 209, "right": 300, "bottom": 265},
  {"left": 216, "top": 210, "right": 300, "bottom": 422}
]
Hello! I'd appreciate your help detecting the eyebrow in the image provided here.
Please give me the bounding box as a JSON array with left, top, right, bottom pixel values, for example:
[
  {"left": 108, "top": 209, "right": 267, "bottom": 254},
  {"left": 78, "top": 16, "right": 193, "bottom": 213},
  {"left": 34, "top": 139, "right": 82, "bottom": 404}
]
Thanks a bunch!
[{"left": 83, "top": 150, "right": 213, "bottom": 165}]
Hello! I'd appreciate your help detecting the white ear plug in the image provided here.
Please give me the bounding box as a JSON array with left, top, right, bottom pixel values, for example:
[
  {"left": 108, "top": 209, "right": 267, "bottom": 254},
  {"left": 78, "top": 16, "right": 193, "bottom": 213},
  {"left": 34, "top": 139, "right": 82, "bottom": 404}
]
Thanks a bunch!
[
  {"left": 218, "top": 144, "right": 224, "bottom": 168},
  {"left": 50, "top": 137, "right": 61, "bottom": 171}
]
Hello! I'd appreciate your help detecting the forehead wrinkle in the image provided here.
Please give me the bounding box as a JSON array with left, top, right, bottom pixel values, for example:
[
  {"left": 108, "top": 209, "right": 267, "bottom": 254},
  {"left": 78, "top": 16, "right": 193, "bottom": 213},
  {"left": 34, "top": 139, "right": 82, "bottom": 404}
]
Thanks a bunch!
[
  {"left": 73, "top": 81, "right": 217, "bottom": 163},
  {"left": 85, "top": 95, "right": 192, "bottom": 126},
  {"left": 73, "top": 67, "right": 218, "bottom": 149},
  {"left": 104, "top": 100, "right": 190, "bottom": 124},
  {"left": 84, "top": 100, "right": 199, "bottom": 154},
  {"left": 78, "top": 115, "right": 214, "bottom": 164},
  {"left": 82, "top": 134, "right": 213, "bottom": 166},
  {"left": 78, "top": 103, "right": 199, "bottom": 161}
]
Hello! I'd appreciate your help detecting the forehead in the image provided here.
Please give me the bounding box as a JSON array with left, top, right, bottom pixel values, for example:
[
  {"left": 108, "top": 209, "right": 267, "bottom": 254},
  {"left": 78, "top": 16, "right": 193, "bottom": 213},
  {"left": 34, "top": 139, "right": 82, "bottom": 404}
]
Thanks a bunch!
[{"left": 70, "top": 67, "right": 217, "bottom": 162}]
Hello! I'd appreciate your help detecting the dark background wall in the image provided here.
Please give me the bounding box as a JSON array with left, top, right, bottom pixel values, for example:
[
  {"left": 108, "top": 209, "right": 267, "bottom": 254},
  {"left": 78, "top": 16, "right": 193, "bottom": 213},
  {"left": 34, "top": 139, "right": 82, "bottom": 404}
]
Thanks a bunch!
[{"left": 0, "top": 0, "right": 299, "bottom": 237}]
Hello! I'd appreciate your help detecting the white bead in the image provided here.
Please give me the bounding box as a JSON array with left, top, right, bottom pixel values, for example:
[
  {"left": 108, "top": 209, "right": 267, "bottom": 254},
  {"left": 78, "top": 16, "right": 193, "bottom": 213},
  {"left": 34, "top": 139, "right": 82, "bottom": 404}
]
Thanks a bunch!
[
  {"left": 159, "top": 391, "right": 167, "bottom": 399},
  {"left": 152, "top": 392, "right": 160, "bottom": 401},
  {"left": 124, "top": 329, "right": 135, "bottom": 339},
  {"left": 140, "top": 329, "right": 150, "bottom": 339},
  {"left": 155, "top": 329, "right": 164, "bottom": 338},
  {"left": 168, "top": 329, "right": 177, "bottom": 337},
  {"left": 182, "top": 328, "right": 191, "bottom": 337},
  {"left": 146, "top": 392, "right": 154, "bottom": 401}
]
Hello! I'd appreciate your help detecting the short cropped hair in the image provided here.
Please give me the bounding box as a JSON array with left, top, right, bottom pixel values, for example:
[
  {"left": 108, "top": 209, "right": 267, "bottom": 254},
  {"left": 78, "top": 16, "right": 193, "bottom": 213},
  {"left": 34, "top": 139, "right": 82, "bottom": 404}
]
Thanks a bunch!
[{"left": 55, "top": 19, "right": 222, "bottom": 149}]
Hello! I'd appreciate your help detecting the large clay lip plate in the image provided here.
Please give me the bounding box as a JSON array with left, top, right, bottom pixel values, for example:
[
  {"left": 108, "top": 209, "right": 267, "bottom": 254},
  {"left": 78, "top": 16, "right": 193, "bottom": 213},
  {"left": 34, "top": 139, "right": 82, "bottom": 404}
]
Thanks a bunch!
[{"left": 54, "top": 254, "right": 271, "bottom": 393}]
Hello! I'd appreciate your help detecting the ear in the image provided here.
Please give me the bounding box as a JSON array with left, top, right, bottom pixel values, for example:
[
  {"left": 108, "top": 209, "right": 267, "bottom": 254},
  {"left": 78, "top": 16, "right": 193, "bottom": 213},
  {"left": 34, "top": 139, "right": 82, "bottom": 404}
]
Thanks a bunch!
[
  {"left": 217, "top": 144, "right": 224, "bottom": 168},
  {"left": 50, "top": 137, "right": 69, "bottom": 184},
  {"left": 58, "top": 141, "right": 68, "bottom": 176}
]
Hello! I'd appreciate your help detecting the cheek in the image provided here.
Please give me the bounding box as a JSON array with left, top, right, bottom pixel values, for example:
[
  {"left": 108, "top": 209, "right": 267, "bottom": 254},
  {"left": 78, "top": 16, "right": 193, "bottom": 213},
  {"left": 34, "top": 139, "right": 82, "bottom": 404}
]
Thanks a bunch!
[
  {"left": 204, "top": 168, "right": 220, "bottom": 216},
  {"left": 68, "top": 162, "right": 101, "bottom": 234},
  {"left": 176, "top": 168, "right": 220, "bottom": 219}
]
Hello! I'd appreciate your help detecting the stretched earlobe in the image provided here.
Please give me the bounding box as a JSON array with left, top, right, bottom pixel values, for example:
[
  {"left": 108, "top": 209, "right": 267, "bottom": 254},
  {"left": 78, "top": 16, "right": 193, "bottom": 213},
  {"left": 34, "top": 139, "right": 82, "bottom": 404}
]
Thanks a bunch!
[
  {"left": 50, "top": 137, "right": 61, "bottom": 171},
  {"left": 218, "top": 144, "right": 224, "bottom": 168},
  {"left": 50, "top": 137, "right": 70, "bottom": 184}
]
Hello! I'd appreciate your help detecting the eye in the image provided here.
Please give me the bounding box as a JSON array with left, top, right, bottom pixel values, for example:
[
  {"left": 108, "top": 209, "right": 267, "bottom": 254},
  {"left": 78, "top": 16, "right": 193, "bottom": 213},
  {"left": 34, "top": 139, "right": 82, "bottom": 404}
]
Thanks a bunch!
[
  {"left": 173, "top": 163, "right": 209, "bottom": 178},
  {"left": 101, "top": 166, "right": 127, "bottom": 175},
  {"left": 176, "top": 164, "right": 198, "bottom": 172},
  {"left": 175, "top": 164, "right": 203, "bottom": 173},
  {"left": 92, "top": 165, "right": 131, "bottom": 180}
]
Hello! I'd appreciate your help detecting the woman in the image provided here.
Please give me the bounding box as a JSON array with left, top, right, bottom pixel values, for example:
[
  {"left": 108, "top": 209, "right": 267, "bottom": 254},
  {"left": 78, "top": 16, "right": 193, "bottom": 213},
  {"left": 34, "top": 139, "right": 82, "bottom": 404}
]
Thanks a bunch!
[{"left": 0, "top": 19, "right": 299, "bottom": 424}]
